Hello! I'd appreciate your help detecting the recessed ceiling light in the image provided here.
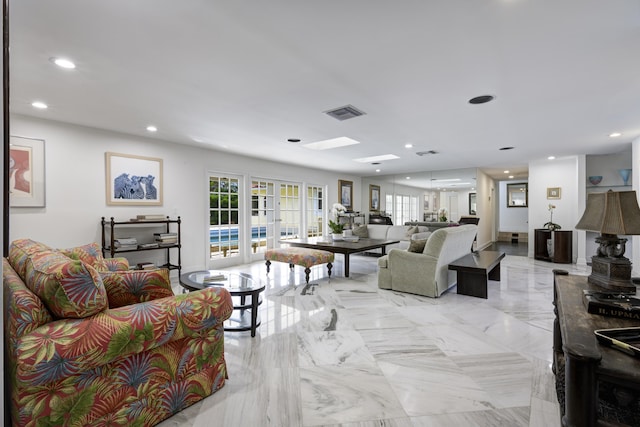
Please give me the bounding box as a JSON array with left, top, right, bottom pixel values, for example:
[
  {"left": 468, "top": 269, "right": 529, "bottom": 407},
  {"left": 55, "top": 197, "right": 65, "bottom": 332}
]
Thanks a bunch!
[
  {"left": 468, "top": 95, "right": 494, "bottom": 104},
  {"left": 404, "top": 144, "right": 413, "bottom": 149},
  {"left": 499, "top": 146, "right": 515, "bottom": 151},
  {"left": 504, "top": 170, "right": 509, "bottom": 174},
  {"left": 50, "top": 57, "right": 76, "bottom": 69},
  {"left": 286, "top": 138, "right": 301, "bottom": 143},
  {"left": 406, "top": 177, "right": 411, "bottom": 180},
  {"left": 609, "top": 132, "right": 622, "bottom": 138},
  {"left": 31, "top": 101, "right": 48, "bottom": 109},
  {"left": 303, "top": 136, "right": 360, "bottom": 150},
  {"left": 353, "top": 154, "right": 400, "bottom": 163},
  {"left": 375, "top": 169, "right": 381, "bottom": 173},
  {"left": 548, "top": 156, "right": 556, "bottom": 160},
  {"left": 146, "top": 125, "right": 157, "bottom": 132},
  {"left": 509, "top": 175, "right": 514, "bottom": 179}
]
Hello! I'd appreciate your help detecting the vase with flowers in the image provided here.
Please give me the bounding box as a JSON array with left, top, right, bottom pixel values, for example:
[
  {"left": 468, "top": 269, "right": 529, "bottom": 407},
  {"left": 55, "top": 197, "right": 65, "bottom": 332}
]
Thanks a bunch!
[
  {"left": 329, "top": 203, "right": 346, "bottom": 240},
  {"left": 544, "top": 204, "right": 561, "bottom": 231}
]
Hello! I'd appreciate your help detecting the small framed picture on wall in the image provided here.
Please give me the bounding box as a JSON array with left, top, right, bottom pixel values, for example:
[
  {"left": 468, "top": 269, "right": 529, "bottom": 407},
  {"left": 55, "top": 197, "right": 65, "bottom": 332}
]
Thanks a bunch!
[{"left": 547, "top": 187, "right": 561, "bottom": 200}]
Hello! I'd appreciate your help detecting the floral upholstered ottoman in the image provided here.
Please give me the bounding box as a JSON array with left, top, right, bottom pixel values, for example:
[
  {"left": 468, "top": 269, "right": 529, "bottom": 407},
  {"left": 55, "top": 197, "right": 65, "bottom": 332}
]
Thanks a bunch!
[{"left": 265, "top": 247, "right": 334, "bottom": 285}]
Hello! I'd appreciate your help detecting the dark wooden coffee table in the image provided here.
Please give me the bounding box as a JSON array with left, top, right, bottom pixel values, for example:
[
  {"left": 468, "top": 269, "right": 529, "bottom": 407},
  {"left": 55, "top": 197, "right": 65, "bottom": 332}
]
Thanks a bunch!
[
  {"left": 448, "top": 250, "right": 505, "bottom": 298},
  {"left": 179, "top": 270, "right": 265, "bottom": 337},
  {"left": 283, "top": 237, "right": 400, "bottom": 278}
]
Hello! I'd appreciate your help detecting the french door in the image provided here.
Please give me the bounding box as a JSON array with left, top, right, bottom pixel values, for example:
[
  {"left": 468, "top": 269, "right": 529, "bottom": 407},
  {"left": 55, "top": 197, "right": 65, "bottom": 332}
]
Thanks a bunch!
[
  {"left": 249, "top": 178, "right": 302, "bottom": 261},
  {"left": 209, "top": 173, "right": 242, "bottom": 266}
]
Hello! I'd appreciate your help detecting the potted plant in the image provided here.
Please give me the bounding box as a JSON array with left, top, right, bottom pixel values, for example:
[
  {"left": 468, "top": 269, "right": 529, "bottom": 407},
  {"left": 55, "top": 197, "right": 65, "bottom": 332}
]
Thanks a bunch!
[
  {"left": 544, "top": 204, "right": 561, "bottom": 231},
  {"left": 329, "top": 203, "right": 346, "bottom": 239}
]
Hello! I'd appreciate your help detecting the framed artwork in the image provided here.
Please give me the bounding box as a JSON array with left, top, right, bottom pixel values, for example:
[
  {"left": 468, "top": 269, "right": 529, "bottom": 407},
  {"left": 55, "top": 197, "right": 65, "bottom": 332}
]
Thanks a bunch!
[
  {"left": 507, "top": 183, "right": 528, "bottom": 207},
  {"left": 106, "top": 152, "right": 163, "bottom": 205},
  {"left": 369, "top": 184, "right": 380, "bottom": 211},
  {"left": 10, "top": 136, "right": 46, "bottom": 207},
  {"left": 547, "top": 187, "right": 561, "bottom": 200},
  {"left": 338, "top": 179, "right": 353, "bottom": 210}
]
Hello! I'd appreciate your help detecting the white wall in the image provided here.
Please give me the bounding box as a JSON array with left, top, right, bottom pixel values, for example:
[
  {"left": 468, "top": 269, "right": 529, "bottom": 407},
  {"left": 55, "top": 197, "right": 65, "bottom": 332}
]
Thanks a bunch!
[
  {"left": 528, "top": 156, "right": 580, "bottom": 261},
  {"left": 497, "top": 180, "right": 528, "bottom": 233},
  {"left": 9, "top": 115, "right": 361, "bottom": 273},
  {"left": 475, "top": 169, "right": 494, "bottom": 250}
]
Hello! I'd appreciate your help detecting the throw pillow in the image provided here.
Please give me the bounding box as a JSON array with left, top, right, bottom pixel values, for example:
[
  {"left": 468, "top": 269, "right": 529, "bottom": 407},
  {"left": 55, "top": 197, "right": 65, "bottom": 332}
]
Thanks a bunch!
[
  {"left": 405, "top": 225, "right": 419, "bottom": 238},
  {"left": 60, "top": 242, "right": 109, "bottom": 272},
  {"left": 408, "top": 238, "right": 428, "bottom": 253},
  {"left": 352, "top": 225, "right": 369, "bottom": 238},
  {"left": 24, "top": 249, "right": 108, "bottom": 318},
  {"left": 101, "top": 269, "right": 173, "bottom": 308},
  {"left": 8, "top": 238, "right": 52, "bottom": 279}
]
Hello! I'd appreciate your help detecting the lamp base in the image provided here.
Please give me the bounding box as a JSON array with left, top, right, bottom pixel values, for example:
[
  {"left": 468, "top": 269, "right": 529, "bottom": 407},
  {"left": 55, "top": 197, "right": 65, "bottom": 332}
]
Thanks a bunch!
[{"left": 588, "top": 256, "right": 637, "bottom": 293}]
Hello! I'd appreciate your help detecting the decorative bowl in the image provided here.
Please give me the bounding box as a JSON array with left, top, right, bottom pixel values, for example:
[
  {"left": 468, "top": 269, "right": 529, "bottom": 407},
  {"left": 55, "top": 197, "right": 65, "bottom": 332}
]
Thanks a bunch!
[{"left": 588, "top": 176, "right": 603, "bottom": 185}]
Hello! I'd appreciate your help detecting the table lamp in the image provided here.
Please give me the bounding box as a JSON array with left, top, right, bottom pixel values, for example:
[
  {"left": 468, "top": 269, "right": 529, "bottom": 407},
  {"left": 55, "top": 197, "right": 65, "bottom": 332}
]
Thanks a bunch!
[{"left": 575, "top": 190, "right": 640, "bottom": 293}]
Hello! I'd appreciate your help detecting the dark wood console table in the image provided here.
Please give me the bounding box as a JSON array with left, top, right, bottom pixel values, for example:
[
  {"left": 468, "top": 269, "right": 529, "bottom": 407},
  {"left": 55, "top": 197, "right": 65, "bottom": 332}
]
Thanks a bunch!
[
  {"left": 553, "top": 270, "right": 640, "bottom": 426},
  {"left": 535, "top": 229, "right": 572, "bottom": 263}
]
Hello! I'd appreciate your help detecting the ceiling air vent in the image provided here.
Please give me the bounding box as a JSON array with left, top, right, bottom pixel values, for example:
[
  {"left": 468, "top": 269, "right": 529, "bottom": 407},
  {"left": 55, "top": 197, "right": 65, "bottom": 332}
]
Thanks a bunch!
[
  {"left": 416, "top": 150, "right": 438, "bottom": 156},
  {"left": 324, "top": 104, "right": 366, "bottom": 121}
]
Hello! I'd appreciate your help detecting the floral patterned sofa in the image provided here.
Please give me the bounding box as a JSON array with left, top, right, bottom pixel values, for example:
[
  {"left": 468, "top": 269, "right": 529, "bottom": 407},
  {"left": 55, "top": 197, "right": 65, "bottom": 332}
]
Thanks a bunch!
[{"left": 3, "top": 239, "right": 233, "bottom": 427}]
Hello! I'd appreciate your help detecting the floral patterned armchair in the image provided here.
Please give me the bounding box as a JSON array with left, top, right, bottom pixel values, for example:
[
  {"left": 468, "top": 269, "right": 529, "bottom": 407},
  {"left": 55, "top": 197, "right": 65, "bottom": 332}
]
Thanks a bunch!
[{"left": 3, "top": 239, "right": 233, "bottom": 426}]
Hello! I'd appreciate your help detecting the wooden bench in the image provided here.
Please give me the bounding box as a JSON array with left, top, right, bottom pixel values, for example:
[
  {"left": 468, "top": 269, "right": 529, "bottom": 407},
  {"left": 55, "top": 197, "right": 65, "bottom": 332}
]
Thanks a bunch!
[
  {"left": 265, "top": 247, "right": 334, "bottom": 285},
  {"left": 448, "top": 250, "right": 505, "bottom": 299}
]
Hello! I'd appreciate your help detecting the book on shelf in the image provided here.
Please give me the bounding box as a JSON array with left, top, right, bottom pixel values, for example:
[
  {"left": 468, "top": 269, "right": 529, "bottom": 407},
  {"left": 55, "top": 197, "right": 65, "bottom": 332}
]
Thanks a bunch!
[
  {"left": 113, "top": 244, "right": 138, "bottom": 251},
  {"left": 138, "top": 243, "right": 159, "bottom": 249},
  {"left": 136, "top": 262, "right": 156, "bottom": 270},
  {"left": 136, "top": 214, "right": 166, "bottom": 220},
  {"left": 153, "top": 232, "right": 177, "bottom": 237},
  {"left": 114, "top": 237, "right": 137, "bottom": 246},
  {"left": 583, "top": 290, "right": 640, "bottom": 320}
]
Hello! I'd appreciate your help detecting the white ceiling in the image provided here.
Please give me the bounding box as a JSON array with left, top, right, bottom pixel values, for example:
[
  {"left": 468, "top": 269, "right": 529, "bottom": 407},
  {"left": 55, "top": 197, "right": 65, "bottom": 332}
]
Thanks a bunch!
[{"left": 9, "top": 1, "right": 640, "bottom": 182}]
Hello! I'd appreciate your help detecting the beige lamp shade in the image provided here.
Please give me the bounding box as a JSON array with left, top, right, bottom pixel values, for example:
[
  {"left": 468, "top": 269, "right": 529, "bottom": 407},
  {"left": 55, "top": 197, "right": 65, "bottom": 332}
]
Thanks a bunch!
[{"left": 575, "top": 190, "right": 640, "bottom": 235}]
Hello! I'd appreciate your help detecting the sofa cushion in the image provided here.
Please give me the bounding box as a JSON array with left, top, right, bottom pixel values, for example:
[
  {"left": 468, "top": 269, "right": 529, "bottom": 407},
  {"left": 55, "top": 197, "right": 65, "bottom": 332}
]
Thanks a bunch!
[
  {"left": 24, "top": 249, "right": 108, "bottom": 318},
  {"left": 352, "top": 225, "right": 369, "bottom": 238},
  {"left": 60, "top": 242, "right": 109, "bottom": 271},
  {"left": 8, "top": 238, "right": 53, "bottom": 279},
  {"left": 405, "top": 226, "right": 419, "bottom": 238},
  {"left": 386, "top": 226, "right": 410, "bottom": 241},
  {"left": 407, "top": 238, "right": 428, "bottom": 253}
]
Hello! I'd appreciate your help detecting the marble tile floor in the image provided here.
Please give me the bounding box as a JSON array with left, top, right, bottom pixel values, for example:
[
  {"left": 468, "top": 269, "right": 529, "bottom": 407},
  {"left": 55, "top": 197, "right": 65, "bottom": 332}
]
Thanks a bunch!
[{"left": 158, "top": 253, "right": 590, "bottom": 427}]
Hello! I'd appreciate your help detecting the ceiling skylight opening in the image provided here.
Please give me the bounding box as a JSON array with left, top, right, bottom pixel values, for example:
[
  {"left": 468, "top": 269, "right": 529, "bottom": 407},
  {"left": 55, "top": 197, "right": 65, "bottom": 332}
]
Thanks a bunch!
[
  {"left": 146, "top": 125, "right": 158, "bottom": 132},
  {"left": 31, "top": 101, "right": 48, "bottom": 109},
  {"left": 609, "top": 132, "right": 622, "bottom": 138},
  {"left": 353, "top": 154, "right": 400, "bottom": 163},
  {"left": 303, "top": 136, "right": 361, "bottom": 150},
  {"left": 50, "top": 57, "right": 76, "bottom": 69}
]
